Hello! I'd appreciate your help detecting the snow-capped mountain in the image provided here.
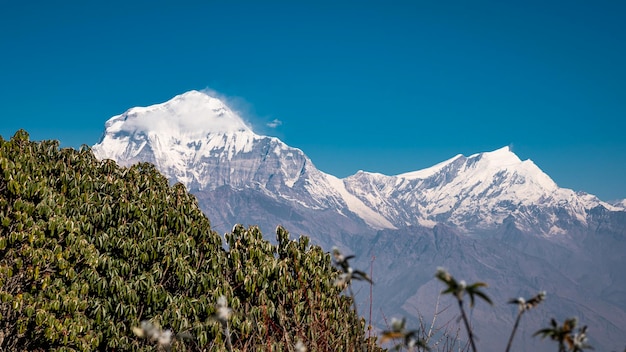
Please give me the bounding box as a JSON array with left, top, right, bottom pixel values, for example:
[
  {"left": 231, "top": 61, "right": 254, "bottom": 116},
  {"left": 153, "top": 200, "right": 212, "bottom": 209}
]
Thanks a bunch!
[
  {"left": 92, "top": 91, "right": 626, "bottom": 351},
  {"left": 93, "top": 90, "right": 622, "bottom": 237},
  {"left": 93, "top": 90, "right": 349, "bottom": 211},
  {"left": 341, "top": 147, "right": 623, "bottom": 235}
]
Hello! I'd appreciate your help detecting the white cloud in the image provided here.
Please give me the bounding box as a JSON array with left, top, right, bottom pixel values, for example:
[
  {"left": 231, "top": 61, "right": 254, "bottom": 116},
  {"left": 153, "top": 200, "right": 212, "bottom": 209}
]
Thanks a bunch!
[
  {"left": 266, "top": 119, "right": 283, "bottom": 128},
  {"left": 200, "top": 87, "right": 261, "bottom": 132}
]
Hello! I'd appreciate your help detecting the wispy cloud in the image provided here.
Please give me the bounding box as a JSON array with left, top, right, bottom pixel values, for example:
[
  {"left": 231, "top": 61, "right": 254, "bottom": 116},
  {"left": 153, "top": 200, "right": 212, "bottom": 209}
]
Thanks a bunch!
[
  {"left": 200, "top": 87, "right": 255, "bottom": 129},
  {"left": 266, "top": 119, "right": 282, "bottom": 128},
  {"left": 199, "top": 87, "right": 283, "bottom": 133}
]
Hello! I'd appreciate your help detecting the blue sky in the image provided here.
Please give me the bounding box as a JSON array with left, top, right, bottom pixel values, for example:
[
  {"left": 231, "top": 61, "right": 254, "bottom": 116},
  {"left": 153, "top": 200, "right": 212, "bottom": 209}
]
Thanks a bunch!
[{"left": 1, "top": 1, "right": 624, "bottom": 200}]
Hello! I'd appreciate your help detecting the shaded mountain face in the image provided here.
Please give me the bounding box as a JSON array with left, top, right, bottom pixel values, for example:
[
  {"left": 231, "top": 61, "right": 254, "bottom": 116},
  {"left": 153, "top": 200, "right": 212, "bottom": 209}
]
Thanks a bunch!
[{"left": 93, "top": 91, "right": 626, "bottom": 351}]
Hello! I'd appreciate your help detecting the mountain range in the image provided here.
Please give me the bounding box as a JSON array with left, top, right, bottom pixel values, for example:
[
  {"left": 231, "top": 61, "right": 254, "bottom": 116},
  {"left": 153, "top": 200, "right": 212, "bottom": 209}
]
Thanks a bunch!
[{"left": 92, "top": 90, "right": 626, "bottom": 351}]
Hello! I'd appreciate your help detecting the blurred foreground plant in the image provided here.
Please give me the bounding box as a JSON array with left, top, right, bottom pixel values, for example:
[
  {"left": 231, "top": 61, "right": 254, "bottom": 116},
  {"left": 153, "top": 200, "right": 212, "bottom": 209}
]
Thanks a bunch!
[
  {"left": 435, "top": 268, "right": 492, "bottom": 352},
  {"left": 332, "top": 247, "right": 372, "bottom": 312},
  {"left": 505, "top": 291, "right": 546, "bottom": 352},
  {"left": 209, "top": 295, "right": 233, "bottom": 352},
  {"left": 381, "top": 317, "right": 430, "bottom": 351},
  {"left": 132, "top": 320, "right": 192, "bottom": 351},
  {"left": 534, "top": 317, "right": 593, "bottom": 352},
  {"left": 332, "top": 246, "right": 373, "bottom": 351}
]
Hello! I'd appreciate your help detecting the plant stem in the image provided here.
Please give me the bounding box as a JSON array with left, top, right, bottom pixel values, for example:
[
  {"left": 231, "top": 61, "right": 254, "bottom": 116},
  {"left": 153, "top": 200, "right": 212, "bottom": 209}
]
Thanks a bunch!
[
  {"left": 457, "top": 299, "right": 477, "bottom": 352},
  {"left": 224, "top": 322, "right": 233, "bottom": 352},
  {"left": 505, "top": 311, "right": 523, "bottom": 352}
]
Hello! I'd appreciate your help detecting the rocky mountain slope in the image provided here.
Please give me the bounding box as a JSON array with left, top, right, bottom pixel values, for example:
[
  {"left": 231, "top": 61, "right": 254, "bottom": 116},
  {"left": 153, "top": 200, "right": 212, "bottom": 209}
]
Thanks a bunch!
[{"left": 92, "top": 90, "right": 626, "bottom": 351}]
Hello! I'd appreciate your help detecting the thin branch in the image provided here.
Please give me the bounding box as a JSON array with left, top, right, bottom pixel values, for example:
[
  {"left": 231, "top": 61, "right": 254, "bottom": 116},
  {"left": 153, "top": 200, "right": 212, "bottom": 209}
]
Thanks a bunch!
[
  {"left": 427, "top": 293, "right": 443, "bottom": 343},
  {"left": 505, "top": 311, "right": 523, "bottom": 352},
  {"left": 457, "top": 299, "right": 477, "bottom": 352}
]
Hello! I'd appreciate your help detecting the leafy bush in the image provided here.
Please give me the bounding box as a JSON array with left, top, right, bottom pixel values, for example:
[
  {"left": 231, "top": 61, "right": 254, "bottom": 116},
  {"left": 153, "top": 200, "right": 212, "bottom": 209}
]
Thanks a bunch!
[{"left": 0, "top": 131, "right": 379, "bottom": 351}]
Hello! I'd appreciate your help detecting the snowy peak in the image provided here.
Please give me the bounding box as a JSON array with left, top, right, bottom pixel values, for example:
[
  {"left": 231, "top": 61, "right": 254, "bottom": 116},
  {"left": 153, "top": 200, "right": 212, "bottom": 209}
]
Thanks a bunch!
[
  {"left": 92, "top": 91, "right": 347, "bottom": 211},
  {"left": 397, "top": 146, "right": 558, "bottom": 195},
  {"left": 453, "top": 147, "right": 559, "bottom": 194},
  {"left": 339, "top": 146, "right": 609, "bottom": 234},
  {"left": 470, "top": 146, "right": 521, "bottom": 168},
  {"left": 397, "top": 147, "right": 525, "bottom": 180},
  {"left": 93, "top": 90, "right": 261, "bottom": 170},
  {"left": 103, "top": 90, "right": 253, "bottom": 139},
  {"left": 93, "top": 91, "right": 262, "bottom": 188}
]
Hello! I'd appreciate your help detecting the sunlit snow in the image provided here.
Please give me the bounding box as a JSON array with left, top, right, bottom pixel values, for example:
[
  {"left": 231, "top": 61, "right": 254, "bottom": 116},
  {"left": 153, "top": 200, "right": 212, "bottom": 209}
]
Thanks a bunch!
[
  {"left": 325, "top": 174, "right": 396, "bottom": 229},
  {"left": 92, "top": 91, "right": 622, "bottom": 237}
]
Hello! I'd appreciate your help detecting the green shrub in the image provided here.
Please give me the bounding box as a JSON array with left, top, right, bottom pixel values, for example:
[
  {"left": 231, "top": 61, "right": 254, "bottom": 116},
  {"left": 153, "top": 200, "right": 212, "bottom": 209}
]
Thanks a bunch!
[{"left": 0, "top": 130, "right": 379, "bottom": 351}]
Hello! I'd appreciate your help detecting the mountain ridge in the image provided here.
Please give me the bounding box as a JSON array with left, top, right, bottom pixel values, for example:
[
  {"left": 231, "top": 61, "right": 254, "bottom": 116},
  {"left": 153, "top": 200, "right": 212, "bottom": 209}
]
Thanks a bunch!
[{"left": 92, "top": 90, "right": 624, "bottom": 237}]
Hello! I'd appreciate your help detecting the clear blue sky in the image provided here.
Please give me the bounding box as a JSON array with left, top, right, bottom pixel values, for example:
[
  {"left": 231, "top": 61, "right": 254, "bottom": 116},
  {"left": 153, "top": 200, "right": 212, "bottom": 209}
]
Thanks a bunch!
[{"left": 1, "top": 1, "right": 624, "bottom": 200}]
